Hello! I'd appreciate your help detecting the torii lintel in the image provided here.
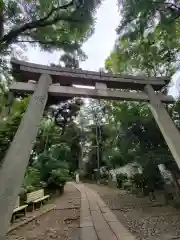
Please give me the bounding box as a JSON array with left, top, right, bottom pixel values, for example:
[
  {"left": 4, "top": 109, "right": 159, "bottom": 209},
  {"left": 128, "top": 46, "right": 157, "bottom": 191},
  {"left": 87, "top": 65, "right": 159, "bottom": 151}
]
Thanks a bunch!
[{"left": 11, "top": 58, "right": 170, "bottom": 91}]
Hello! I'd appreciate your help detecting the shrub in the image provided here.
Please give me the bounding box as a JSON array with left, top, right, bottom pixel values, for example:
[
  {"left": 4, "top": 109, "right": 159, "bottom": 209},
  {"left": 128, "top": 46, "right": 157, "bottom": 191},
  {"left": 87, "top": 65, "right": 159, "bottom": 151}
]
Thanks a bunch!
[
  {"left": 47, "top": 168, "right": 70, "bottom": 189},
  {"left": 22, "top": 167, "right": 41, "bottom": 191},
  {"left": 100, "top": 167, "right": 109, "bottom": 180},
  {"left": 116, "top": 173, "right": 128, "bottom": 188},
  {"left": 130, "top": 173, "right": 145, "bottom": 189},
  {"left": 123, "top": 181, "right": 132, "bottom": 190},
  {"left": 79, "top": 172, "right": 94, "bottom": 182}
]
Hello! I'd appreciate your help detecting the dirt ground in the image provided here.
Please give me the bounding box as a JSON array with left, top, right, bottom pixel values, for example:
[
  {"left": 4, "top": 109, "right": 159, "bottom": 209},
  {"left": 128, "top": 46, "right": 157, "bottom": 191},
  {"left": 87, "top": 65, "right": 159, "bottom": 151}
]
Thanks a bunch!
[
  {"left": 86, "top": 183, "right": 180, "bottom": 240},
  {"left": 7, "top": 183, "right": 80, "bottom": 240},
  {"left": 7, "top": 182, "right": 180, "bottom": 240}
]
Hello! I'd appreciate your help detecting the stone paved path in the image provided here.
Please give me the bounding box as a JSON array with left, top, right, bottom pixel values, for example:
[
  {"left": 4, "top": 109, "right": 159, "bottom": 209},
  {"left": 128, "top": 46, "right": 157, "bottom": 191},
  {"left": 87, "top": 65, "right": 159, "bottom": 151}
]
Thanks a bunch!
[{"left": 72, "top": 183, "right": 136, "bottom": 240}]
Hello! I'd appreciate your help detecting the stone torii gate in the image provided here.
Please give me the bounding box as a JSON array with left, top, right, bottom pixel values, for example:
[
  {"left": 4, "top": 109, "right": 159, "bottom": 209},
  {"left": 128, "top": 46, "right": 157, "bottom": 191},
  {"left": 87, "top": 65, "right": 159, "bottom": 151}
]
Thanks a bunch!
[{"left": 0, "top": 58, "right": 179, "bottom": 238}]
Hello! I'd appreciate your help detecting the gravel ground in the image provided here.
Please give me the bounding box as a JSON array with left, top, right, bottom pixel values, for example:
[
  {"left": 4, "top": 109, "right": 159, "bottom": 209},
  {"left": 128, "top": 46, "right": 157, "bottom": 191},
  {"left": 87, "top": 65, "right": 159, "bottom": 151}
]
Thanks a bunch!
[
  {"left": 7, "top": 209, "right": 80, "bottom": 240},
  {"left": 86, "top": 183, "right": 180, "bottom": 240},
  {"left": 7, "top": 183, "right": 80, "bottom": 240}
]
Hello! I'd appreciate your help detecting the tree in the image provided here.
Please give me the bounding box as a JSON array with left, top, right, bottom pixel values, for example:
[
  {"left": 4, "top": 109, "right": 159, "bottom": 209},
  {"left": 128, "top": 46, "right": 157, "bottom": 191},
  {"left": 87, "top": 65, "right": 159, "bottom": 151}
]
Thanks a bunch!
[
  {"left": 60, "top": 50, "right": 87, "bottom": 68},
  {"left": 117, "top": 0, "right": 180, "bottom": 40},
  {"left": 0, "top": 97, "right": 28, "bottom": 162},
  {"left": 105, "top": 29, "right": 179, "bottom": 77},
  {"left": 34, "top": 143, "right": 70, "bottom": 182},
  {"left": 104, "top": 16, "right": 180, "bottom": 188},
  {"left": 33, "top": 118, "right": 62, "bottom": 156},
  {"left": 23, "top": 143, "right": 70, "bottom": 192},
  {"left": 113, "top": 0, "right": 180, "bottom": 88},
  {"left": 0, "top": 0, "right": 102, "bottom": 78},
  {"left": 61, "top": 121, "right": 82, "bottom": 172},
  {"left": 104, "top": 3, "right": 179, "bottom": 173},
  {"left": 0, "top": 0, "right": 101, "bottom": 49},
  {"left": 52, "top": 98, "right": 83, "bottom": 135}
]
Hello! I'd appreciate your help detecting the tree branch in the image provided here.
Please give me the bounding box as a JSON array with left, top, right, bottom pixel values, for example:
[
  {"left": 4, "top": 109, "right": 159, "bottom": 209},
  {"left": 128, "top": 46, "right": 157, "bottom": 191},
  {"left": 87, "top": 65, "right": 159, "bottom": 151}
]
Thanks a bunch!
[
  {"left": 0, "top": 0, "right": 75, "bottom": 45},
  {"left": 14, "top": 39, "right": 80, "bottom": 49},
  {"left": 153, "top": 1, "right": 180, "bottom": 18},
  {"left": 14, "top": 40, "right": 67, "bottom": 43}
]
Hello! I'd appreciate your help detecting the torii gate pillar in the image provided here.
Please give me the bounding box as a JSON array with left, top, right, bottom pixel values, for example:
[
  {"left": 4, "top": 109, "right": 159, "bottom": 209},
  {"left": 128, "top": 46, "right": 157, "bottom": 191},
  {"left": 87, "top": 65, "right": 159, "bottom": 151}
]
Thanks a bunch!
[
  {"left": 0, "top": 74, "right": 52, "bottom": 239},
  {"left": 145, "top": 84, "right": 180, "bottom": 169}
]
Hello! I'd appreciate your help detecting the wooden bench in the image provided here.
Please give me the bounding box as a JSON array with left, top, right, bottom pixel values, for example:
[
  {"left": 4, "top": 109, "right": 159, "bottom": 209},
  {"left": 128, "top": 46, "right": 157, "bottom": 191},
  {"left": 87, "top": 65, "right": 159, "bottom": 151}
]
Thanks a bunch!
[
  {"left": 26, "top": 189, "right": 50, "bottom": 211},
  {"left": 12, "top": 196, "right": 28, "bottom": 222}
]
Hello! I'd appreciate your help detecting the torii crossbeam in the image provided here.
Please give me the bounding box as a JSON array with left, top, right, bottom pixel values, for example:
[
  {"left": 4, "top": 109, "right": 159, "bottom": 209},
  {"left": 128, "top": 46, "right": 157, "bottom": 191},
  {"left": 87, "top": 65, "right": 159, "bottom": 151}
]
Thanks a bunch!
[
  {"left": 0, "top": 59, "right": 179, "bottom": 238},
  {"left": 10, "top": 59, "right": 173, "bottom": 103}
]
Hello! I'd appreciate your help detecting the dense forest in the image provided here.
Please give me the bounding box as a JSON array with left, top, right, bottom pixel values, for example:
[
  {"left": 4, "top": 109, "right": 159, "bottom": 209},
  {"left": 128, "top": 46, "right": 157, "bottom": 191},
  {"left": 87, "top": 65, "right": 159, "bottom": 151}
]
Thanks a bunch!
[{"left": 0, "top": 0, "right": 180, "bottom": 193}]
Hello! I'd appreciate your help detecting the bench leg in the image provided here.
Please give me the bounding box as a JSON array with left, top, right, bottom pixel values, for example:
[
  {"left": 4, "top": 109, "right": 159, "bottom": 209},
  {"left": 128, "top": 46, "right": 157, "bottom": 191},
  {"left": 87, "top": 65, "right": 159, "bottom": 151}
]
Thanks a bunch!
[
  {"left": 44, "top": 198, "right": 49, "bottom": 205},
  {"left": 12, "top": 214, "right": 16, "bottom": 222},
  {"left": 32, "top": 203, "right": 35, "bottom": 212},
  {"left": 24, "top": 208, "right": 27, "bottom": 216}
]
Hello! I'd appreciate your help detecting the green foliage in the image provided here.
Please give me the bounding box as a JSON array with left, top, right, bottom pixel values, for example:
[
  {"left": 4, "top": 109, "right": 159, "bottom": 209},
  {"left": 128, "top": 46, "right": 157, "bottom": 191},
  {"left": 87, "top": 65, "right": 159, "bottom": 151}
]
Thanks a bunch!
[
  {"left": 172, "top": 198, "right": 180, "bottom": 209},
  {"left": 53, "top": 98, "right": 83, "bottom": 135},
  {"left": 22, "top": 144, "right": 70, "bottom": 191},
  {"left": 1, "top": 0, "right": 101, "bottom": 47},
  {"left": 130, "top": 168, "right": 164, "bottom": 193},
  {"left": 105, "top": 0, "right": 180, "bottom": 86},
  {"left": 116, "top": 173, "right": 127, "bottom": 188},
  {"left": 47, "top": 168, "right": 70, "bottom": 187},
  {"left": 0, "top": 98, "right": 28, "bottom": 162},
  {"left": 34, "top": 143, "right": 70, "bottom": 180},
  {"left": 105, "top": 31, "right": 179, "bottom": 77},
  {"left": 100, "top": 166, "right": 109, "bottom": 180},
  {"left": 117, "top": 0, "right": 180, "bottom": 42},
  {"left": 104, "top": 0, "right": 180, "bottom": 189},
  {"left": 130, "top": 173, "right": 145, "bottom": 189},
  {"left": 0, "top": 0, "right": 102, "bottom": 76},
  {"left": 104, "top": 150, "right": 128, "bottom": 169},
  {"left": 0, "top": 92, "right": 82, "bottom": 191},
  {"left": 22, "top": 167, "right": 41, "bottom": 192}
]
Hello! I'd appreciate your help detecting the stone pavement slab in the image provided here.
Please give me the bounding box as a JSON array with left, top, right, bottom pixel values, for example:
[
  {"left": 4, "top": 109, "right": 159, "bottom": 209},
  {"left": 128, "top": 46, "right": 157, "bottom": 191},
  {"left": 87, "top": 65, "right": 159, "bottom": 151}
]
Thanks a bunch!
[
  {"left": 81, "top": 226, "right": 98, "bottom": 240},
  {"left": 71, "top": 183, "right": 136, "bottom": 240}
]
